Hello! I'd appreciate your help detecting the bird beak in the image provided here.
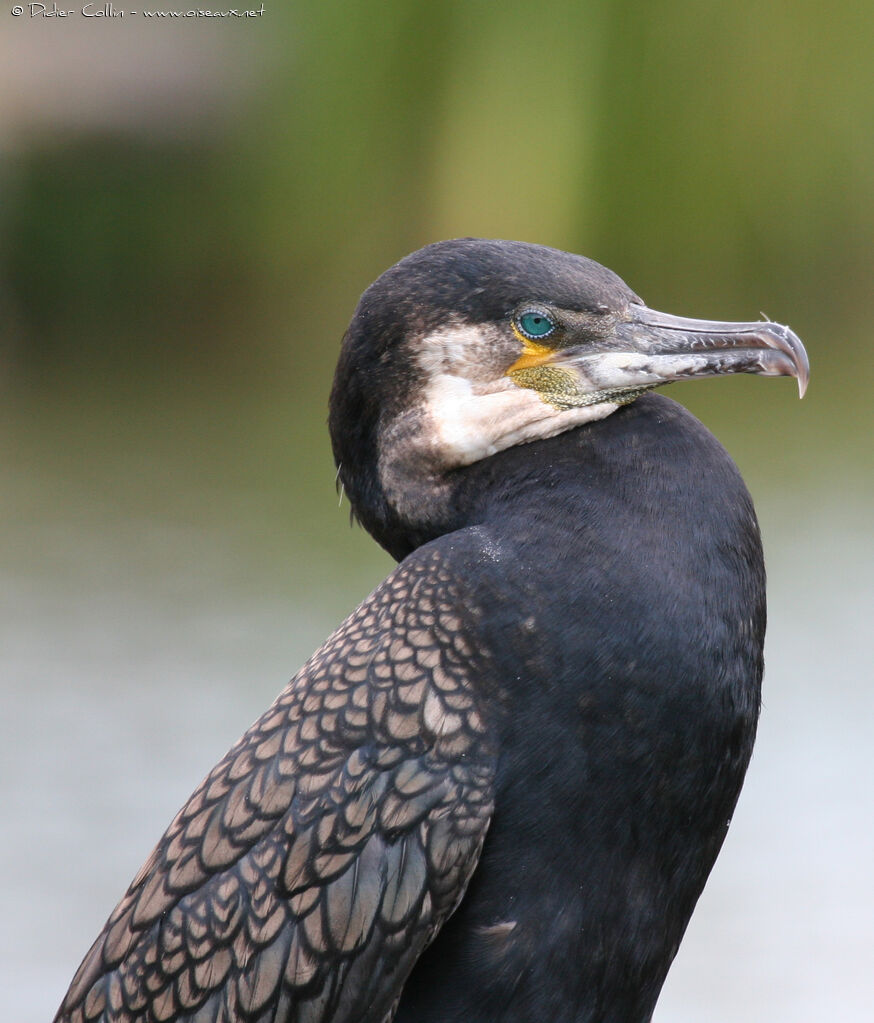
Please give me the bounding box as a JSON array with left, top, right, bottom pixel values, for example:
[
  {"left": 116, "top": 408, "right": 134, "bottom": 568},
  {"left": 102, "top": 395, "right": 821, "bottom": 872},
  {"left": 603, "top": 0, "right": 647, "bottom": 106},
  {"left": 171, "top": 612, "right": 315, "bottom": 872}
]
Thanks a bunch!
[{"left": 593, "top": 304, "right": 810, "bottom": 398}]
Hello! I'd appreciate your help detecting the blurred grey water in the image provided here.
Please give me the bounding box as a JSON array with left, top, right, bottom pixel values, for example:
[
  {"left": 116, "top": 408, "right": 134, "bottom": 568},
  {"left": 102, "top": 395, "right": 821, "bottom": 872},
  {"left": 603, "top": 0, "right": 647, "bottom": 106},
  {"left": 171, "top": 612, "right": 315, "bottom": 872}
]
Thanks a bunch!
[{"left": 1, "top": 381, "right": 871, "bottom": 1022}]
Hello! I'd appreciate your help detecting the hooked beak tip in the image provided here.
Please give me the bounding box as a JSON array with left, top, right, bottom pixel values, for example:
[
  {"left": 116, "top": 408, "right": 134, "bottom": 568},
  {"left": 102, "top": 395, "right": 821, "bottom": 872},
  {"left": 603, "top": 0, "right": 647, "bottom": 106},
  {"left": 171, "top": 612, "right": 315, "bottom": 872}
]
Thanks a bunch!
[{"left": 770, "top": 321, "right": 809, "bottom": 399}]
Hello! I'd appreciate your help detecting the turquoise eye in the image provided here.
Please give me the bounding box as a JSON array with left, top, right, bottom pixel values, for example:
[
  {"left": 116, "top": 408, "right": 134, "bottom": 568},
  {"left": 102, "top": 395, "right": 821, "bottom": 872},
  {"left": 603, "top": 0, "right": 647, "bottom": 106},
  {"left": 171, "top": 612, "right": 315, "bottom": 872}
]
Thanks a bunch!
[{"left": 517, "top": 309, "right": 556, "bottom": 339}]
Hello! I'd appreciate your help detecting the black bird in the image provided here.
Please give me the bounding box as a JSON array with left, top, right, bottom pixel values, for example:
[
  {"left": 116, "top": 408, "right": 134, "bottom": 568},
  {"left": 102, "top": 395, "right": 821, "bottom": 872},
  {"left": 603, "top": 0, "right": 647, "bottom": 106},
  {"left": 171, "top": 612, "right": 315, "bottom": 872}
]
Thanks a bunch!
[{"left": 56, "top": 239, "right": 808, "bottom": 1023}]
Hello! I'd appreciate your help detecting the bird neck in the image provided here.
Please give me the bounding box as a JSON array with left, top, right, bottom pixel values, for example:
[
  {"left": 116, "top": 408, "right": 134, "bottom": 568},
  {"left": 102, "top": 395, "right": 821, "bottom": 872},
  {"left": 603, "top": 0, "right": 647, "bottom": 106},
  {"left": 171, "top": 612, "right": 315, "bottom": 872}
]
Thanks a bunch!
[
  {"left": 390, "top": 395, "right": 765, "bottom": 1023},
  {"left": 346, "top": 394, "right": 656, "bottom": 561}
]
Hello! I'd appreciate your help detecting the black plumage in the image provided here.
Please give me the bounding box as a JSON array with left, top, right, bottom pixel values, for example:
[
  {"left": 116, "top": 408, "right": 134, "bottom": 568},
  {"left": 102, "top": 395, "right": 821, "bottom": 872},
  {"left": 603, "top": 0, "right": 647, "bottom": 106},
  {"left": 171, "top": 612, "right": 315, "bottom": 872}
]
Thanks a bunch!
[
  {"left": 390, "top": 397, "right": 764, "bottom": 1021},
  {"left": 55, "top": 238, "right": 808, "bottom": 1023}
]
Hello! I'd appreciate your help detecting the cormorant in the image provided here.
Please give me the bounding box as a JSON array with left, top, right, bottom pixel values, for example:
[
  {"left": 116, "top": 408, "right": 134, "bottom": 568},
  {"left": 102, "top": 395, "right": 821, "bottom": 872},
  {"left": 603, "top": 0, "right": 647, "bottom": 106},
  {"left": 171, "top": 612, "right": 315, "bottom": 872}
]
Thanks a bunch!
[{"left": 55, "top": 239, "right": 809, "bottom": 1023}]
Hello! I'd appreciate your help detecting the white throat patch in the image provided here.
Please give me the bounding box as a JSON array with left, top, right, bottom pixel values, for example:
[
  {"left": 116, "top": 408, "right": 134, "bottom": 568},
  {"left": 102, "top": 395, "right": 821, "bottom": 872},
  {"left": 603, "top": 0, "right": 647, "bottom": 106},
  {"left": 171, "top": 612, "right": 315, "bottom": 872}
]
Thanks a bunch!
[{"left": 415, "top": 324, "right": 619, "bottom": 469}]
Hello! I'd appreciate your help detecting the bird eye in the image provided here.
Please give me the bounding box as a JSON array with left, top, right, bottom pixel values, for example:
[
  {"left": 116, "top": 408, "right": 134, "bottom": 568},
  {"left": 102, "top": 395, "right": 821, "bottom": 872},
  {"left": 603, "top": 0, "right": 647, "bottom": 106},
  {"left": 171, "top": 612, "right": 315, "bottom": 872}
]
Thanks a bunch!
[{"left": 516, "top": 309, "right": 556, "bottom": 340}]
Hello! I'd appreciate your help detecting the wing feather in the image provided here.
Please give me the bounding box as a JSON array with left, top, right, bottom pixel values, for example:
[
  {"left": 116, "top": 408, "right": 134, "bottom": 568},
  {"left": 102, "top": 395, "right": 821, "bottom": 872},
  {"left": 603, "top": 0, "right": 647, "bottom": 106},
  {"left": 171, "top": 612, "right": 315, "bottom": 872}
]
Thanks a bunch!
[{"left": 55, "top": 544, "right": 496, "bottom": 1023}]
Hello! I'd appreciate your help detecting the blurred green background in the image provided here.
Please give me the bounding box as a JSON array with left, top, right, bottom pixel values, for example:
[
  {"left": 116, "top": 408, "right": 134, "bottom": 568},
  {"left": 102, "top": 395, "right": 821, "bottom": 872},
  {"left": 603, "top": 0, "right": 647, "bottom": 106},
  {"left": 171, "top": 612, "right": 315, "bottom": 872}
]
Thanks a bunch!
[{"left": 1, "top": 4, "right": 871, "bottom": 1022}]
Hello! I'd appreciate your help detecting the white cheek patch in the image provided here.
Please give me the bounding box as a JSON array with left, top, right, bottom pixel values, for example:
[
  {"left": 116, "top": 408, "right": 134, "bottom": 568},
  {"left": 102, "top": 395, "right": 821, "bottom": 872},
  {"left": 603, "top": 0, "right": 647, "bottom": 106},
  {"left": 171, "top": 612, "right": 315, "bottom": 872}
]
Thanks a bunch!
[
  {"left": 429, "top": 381, "right": 618, "bottom": 466},
  {"left": 424, "top": 372, "right": 549, "bottom": 465},
  {"left": 419, "top": 334, "right": 618, "bottom": 468},
  {"left": 377, "top": 322, "right": 626, "bottom": 526}
]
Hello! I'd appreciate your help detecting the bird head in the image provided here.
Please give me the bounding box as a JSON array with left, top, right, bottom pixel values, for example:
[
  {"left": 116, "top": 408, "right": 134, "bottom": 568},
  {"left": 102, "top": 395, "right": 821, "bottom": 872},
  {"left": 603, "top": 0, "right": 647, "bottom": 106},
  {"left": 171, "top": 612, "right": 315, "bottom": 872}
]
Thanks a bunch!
[{"left": 330, "top": 238, "right": 808, "bottom": 556}]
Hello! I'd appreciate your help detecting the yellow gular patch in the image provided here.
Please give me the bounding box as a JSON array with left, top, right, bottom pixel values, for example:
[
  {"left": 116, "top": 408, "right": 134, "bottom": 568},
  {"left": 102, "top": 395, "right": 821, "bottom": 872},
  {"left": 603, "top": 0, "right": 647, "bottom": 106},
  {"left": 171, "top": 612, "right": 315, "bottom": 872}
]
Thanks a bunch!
[{"left": 507, "top": 326, "right": 556, "bottom": 374}]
